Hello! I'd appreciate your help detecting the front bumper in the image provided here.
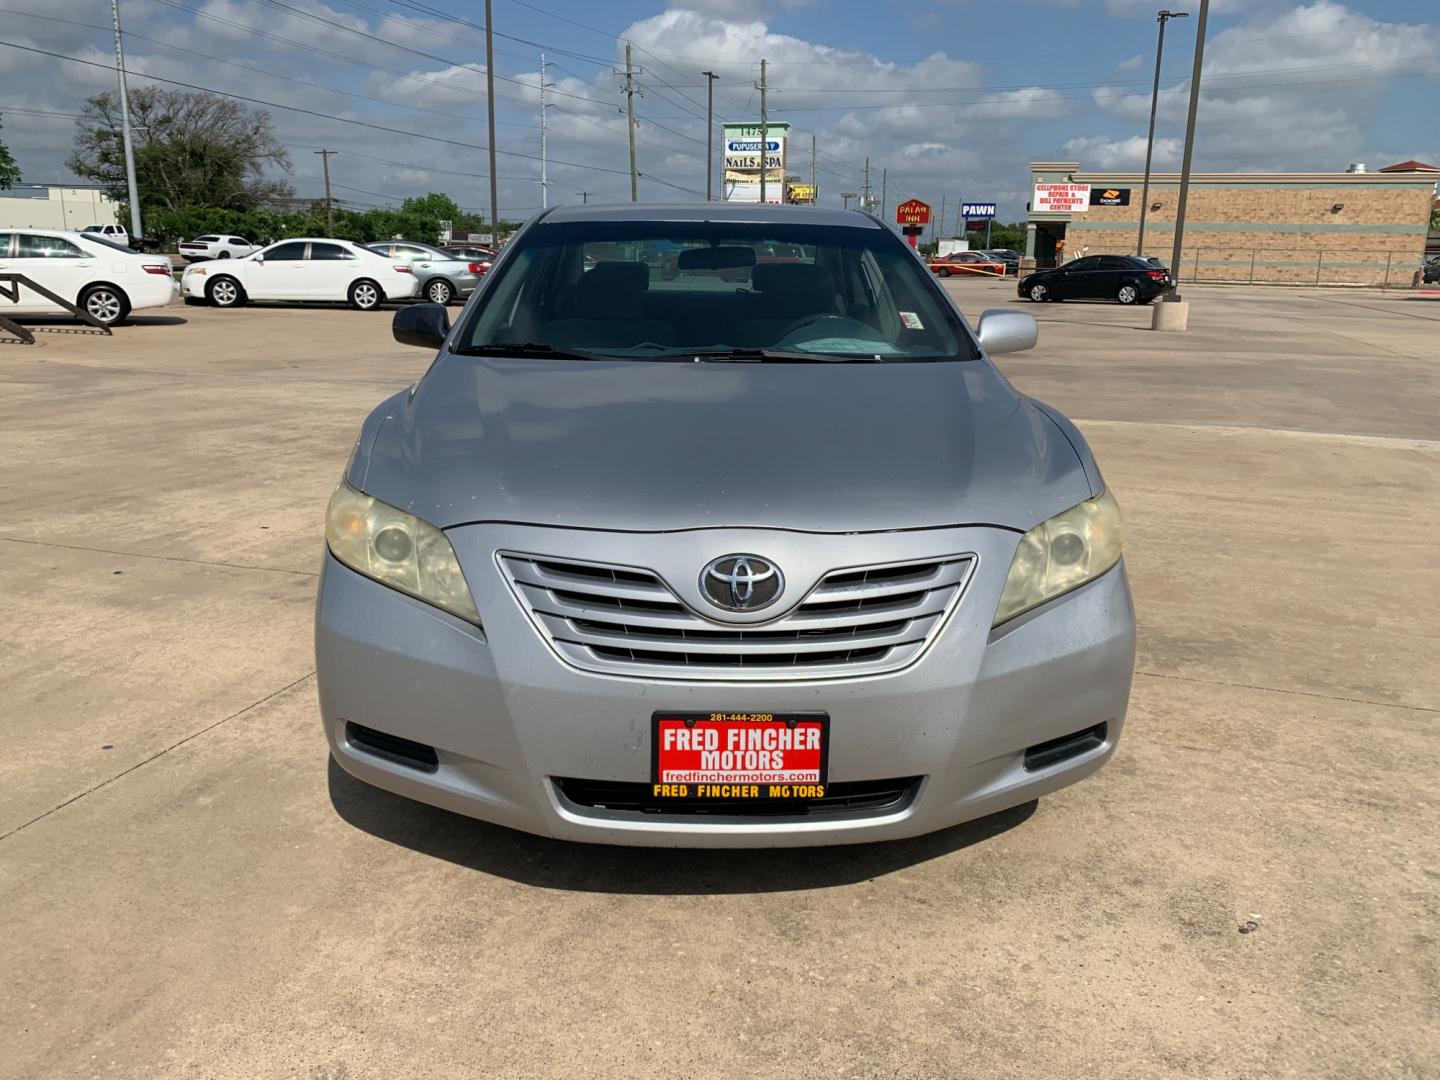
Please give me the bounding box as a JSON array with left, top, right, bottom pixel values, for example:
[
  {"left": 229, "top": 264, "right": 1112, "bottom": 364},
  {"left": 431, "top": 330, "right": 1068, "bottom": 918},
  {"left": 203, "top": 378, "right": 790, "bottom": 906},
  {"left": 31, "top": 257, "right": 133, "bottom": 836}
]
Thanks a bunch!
[{"left": 315, "top": 523, "right": 1136, "bottom": 847}]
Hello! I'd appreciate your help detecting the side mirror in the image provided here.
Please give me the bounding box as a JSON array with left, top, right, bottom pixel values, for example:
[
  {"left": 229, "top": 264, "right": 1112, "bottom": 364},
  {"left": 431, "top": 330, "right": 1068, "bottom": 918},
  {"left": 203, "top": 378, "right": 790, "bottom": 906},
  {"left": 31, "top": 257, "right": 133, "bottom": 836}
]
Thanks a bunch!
[
  {"left": 253, "top": 254, "right": 264, "bottom": 264},
  {"left": 393, "top": 303, "right": 450, "bottom": 349},
  {"left": 976, "top": 309, "right": 1037, "bottom": 355}
]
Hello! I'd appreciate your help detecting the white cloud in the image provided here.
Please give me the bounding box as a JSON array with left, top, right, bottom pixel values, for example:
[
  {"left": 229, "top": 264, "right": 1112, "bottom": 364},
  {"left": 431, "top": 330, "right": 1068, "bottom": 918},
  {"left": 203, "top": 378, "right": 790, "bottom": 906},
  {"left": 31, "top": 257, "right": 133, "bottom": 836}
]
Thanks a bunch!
[
  {"left": 1076, "top": 2, "right": 1440, "bottom": 172},
  {"left": 1117, "top": 54, "right": 1145, "bottom": 71},
  {"left": 1063, "top": 134, "right": 1181, "bottom": 170}
]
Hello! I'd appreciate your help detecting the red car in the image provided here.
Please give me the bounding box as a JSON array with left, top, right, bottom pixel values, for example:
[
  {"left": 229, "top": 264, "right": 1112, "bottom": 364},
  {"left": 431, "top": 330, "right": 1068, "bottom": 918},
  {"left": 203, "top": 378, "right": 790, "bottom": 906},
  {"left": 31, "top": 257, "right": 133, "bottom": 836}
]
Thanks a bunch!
[{"left": 929, "top": 251, "right": 1006, "bottom": 278}]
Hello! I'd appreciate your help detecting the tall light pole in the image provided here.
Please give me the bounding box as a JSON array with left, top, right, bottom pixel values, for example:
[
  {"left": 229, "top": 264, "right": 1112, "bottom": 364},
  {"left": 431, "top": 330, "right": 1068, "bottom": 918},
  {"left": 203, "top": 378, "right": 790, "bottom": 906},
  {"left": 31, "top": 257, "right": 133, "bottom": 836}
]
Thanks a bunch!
[
  {"left": 1137, "top": 9, "right": 1188, "bottom": 257},
  {"left": 1166, "top": 0, "right": 1208, "bottom": 299},
  {"left": 702, "top": 70, "right": 718, "bottom": 201},
  {"left": 109, "top": 0, "right": 142, "bottom": 240},
  {"left": 484, "top": 0, "right": 499, "bottom": 242},
  {"left": 758, "top": 59, "right": 768, "bottom": 205}
]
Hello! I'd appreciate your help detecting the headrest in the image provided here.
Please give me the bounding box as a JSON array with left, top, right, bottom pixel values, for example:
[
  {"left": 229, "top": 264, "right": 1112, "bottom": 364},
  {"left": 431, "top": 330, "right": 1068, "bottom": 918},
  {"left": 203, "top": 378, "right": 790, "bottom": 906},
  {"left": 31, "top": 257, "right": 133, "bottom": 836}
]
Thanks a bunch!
[
  {"left": 750, "top": 262, "right": 832, "bottom": 294},
  {"left": 574, "top": 261, "right": 649, "bottom": 319}
]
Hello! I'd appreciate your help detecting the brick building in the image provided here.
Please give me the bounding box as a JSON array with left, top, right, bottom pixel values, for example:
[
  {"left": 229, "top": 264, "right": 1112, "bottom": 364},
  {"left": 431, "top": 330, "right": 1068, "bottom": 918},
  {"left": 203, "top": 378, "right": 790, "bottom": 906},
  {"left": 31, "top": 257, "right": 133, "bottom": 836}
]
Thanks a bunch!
[{"left": 1024, "top": 161, "right": 1437, "bottom": 285}]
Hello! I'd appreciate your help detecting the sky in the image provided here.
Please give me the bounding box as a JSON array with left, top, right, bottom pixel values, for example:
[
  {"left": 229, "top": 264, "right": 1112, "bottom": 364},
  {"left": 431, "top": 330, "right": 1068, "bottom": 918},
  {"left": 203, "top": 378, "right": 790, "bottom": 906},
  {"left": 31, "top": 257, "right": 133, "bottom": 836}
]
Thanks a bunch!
[{"left": 1, "top": 0, "right": 1437, "bottom": 224}]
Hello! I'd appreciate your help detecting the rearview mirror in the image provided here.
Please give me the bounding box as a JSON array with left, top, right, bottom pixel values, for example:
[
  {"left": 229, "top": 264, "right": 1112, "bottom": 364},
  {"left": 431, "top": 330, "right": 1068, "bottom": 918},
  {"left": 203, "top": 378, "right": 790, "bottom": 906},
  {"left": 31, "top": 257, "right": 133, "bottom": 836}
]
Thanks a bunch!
[
  {"left": 975, "top": 309, "right": 1037, "bottom": 355},
  {"left": 393, "top": 303, "right": 450, "bottom": 349},
  {"left": 677, "top": 246, "right": 756, "bottom": 271}
]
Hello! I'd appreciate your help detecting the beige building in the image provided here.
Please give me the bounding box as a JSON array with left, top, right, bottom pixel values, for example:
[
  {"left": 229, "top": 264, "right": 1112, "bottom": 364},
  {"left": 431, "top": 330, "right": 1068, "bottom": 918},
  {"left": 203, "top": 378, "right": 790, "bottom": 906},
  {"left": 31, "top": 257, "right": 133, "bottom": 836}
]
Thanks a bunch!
[
  {"left": 1025, "top": 161, "right": 1436, "bottom": 285},
  {"left": 0, "top": 184, "right": 119, "bottom": 231}
]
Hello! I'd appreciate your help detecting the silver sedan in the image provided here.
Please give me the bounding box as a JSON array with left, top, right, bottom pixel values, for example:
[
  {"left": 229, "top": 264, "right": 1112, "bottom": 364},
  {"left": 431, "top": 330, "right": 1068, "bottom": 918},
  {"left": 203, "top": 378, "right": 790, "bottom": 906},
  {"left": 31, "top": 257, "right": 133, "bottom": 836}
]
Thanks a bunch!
[
  {"left": 318, "top": 204, "right": 1136, "bottom": 847},
  {"left": 366, "top": 241, "right": 480, "bottom": 305}
]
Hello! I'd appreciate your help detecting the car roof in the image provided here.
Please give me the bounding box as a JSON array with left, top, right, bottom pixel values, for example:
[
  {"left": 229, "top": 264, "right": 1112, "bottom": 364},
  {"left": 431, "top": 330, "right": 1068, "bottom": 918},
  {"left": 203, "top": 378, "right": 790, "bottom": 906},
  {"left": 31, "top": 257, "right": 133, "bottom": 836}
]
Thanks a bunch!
[{"left": 536, "top": 202, "right": 882, "bottom": 228}]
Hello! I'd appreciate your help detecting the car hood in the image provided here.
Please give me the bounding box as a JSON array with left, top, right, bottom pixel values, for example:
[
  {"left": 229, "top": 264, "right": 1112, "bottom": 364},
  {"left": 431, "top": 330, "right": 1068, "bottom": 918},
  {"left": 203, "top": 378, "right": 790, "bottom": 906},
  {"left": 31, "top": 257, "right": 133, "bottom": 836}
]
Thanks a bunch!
[{"left": 357, "top": 355, "right": 1094, "bottom": 533}]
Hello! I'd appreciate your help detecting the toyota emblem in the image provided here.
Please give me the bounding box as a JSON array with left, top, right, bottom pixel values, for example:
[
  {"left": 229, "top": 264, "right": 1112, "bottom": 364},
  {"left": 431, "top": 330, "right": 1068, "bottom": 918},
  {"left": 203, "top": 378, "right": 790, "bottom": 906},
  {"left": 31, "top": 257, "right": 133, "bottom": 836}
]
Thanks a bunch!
[{"left": 700, "top": 554, "right": 784, "bottom": 612}]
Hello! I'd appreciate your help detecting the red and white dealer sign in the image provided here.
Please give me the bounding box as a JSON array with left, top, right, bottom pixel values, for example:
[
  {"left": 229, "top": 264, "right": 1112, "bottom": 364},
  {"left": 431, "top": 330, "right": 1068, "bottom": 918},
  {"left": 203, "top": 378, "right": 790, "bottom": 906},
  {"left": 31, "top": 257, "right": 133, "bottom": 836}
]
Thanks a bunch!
[{"left": 653, "top": 713, "right": 828, "bottom": 794}]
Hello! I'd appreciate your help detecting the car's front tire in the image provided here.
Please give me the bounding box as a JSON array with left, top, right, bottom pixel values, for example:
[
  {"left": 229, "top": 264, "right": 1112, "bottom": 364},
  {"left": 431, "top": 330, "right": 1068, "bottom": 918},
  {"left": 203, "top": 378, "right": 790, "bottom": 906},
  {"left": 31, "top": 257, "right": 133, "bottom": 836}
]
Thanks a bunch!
[
  {"left": 1028, "top": 283, "right": 1048, "bottom": 301},
  {"left": 426, "top": 278, "right": 455, "bottom": 305},
  {"left": 208, "top": 276, "right": 244, "bottom": 308},
  {"left": 349, "top": 279, "right": 384, "bottom": 311},
  {"left": 1116, "top": 284, "right": 1139, "bottom": 305},
  {"left": 79, "top": 284, "right": 130, "bottom": 326}
]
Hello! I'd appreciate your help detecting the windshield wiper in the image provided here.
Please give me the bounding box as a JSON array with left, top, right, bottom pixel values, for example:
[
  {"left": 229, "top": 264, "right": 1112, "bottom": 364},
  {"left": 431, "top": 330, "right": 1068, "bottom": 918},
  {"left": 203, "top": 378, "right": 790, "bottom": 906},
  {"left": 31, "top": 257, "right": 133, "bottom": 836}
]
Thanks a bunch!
[
  {"left": 452, "top": 342, "right": 616, "bottom": 361},
  {"left": 662, "top": 348, "right": 886, "bottom": 363}
]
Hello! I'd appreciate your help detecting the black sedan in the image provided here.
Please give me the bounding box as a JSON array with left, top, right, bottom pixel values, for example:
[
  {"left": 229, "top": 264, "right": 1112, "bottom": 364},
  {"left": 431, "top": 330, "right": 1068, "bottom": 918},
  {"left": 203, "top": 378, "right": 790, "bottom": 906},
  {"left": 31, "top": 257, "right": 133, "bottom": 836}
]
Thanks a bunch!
[{"left": 1019, "top": 254, "right": 1171, "bottom": 305}]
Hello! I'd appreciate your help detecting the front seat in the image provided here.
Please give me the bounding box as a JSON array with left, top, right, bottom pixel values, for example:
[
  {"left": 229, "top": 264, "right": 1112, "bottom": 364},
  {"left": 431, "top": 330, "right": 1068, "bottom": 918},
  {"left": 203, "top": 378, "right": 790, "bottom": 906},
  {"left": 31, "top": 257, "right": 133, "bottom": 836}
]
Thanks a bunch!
[
  {"left": 735, "top": 263, "right": 844, "bottom": 345},
  {"left": 544, "top": 262, "right": 674, "bottom": 349}
]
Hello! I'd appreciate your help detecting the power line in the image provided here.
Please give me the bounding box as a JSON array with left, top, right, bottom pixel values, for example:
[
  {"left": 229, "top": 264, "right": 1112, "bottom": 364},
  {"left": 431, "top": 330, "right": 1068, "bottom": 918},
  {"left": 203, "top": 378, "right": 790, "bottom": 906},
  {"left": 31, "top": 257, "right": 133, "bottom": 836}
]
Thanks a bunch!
[{"left": 0, "top": 39, "right": 699, "bottom": 190}]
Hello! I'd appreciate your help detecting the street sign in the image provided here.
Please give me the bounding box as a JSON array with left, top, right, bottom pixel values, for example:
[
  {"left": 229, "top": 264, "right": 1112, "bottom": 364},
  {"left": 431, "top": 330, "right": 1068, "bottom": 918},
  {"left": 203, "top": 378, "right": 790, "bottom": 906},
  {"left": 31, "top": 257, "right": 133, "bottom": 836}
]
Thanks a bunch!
[
  {"left": 895, "top": 198, "right": 931, "bottom": 225},
  {"left": 961, "top": 202, "right": 996, "bottom": 219}
]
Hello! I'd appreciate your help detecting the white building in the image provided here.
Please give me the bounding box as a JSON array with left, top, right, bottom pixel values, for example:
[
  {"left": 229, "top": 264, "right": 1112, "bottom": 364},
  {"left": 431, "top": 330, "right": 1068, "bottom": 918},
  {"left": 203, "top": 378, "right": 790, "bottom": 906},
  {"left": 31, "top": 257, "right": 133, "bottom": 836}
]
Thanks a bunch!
[{"left": 0, "top": 183, "right": 119, "bottom": 230}]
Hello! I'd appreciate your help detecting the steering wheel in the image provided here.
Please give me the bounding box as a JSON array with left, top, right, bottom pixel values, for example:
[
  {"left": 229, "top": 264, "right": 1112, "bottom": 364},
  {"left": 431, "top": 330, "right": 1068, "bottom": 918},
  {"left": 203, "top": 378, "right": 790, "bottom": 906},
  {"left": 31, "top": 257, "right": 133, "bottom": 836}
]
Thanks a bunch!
[{"left": 778, "top": 314, "right": 884, "bottom": 343}]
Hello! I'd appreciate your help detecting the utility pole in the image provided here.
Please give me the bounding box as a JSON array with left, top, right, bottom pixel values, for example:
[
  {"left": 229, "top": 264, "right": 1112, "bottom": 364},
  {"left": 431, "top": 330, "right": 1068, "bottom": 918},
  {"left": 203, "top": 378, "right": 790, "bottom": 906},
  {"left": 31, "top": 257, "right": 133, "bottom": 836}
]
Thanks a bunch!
[
  {"left": 810, "top": 134, "right": 816, "bottom": 202},
  {"left": 577, "top": 191, "right": 590, "bottom": 204},
  {"left": 109, "top": 0, "right": 142, "bottom": 240},
  {"left": 539, "top": 52, "right": 552, "bottom": 209},
  {"left": 880, "top": 168, "right": 887, "bottom": 219},
  {"left": 702, "top": 70, "right": 718, "bottom": 201},
  {"left": 758, "top": 58, "right": 768, "bottom": 205},
  {"left": 314, "top": 149, "right": 336, "bottom": 235},
  {"left": 1138, "top": 9, "right": 1189, "bottom": 257},
  {"left": 938, "top": 194, "right": 946, "bottom": 240},
  {"left": 861, "top": 158, "right": 870, "bottom": 213},
  {"left": 1167, "top": 0, "right": 1208, "bottom": 298},
  {"left": 484, "top": 0, "right": 499, "bottom": 244},
  {"left": 625, "top": 43, "right": 638, "bottom": 202}
]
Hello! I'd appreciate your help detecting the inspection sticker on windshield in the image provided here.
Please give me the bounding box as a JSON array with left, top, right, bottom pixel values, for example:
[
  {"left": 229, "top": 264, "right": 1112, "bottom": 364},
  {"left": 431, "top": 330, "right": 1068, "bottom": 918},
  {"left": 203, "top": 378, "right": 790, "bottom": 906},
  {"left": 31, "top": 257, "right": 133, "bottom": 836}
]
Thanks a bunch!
[
  {"left": 652, "top": 712, "right": 828, "bottom": 799},
  {"left": 899, "top": 311, "right": 924, "bottom": 330}
]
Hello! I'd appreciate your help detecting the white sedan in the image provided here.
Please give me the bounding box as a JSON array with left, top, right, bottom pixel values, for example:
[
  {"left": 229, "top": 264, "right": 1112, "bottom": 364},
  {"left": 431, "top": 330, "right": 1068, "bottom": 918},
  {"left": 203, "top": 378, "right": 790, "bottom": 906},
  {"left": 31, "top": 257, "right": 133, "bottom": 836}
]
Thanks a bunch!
[
  {"left": 0, "top": 229, "right": 177, "bottom": 326},
  {"left": 177, "top": 234, "right": 260, "bottom": 262},
  {"left": 180, "top": 238, "right": 420, "bottom": 310}
]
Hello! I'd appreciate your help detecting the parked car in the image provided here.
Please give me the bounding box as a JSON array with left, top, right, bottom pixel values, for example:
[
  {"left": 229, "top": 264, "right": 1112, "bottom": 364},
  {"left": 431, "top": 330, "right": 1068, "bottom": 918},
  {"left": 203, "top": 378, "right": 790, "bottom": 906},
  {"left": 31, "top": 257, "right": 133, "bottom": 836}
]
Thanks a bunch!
[
  {"left": 440, "top": 245, "right": 496, "bottom": 275},
  {"left": 975, "top": 249, "right": 1021, "bottom": 275},
  {"left": 80, "top": 223, "right": 130, "bottom": 248},
  {"left": 316, "top": 203, "right": 1135, "bottom": 847},
  {"left": 929, "top": 251, "right": 1006, "bottom": 277},
  {"left": 0, "top": 228, "right": 176, "bottom": 325},
  {"left": 179, "top": 238, "right": 419, "bottom": 310},
  {"left": 1019, "top": 254, "right": 1170, "bottom": 304},
  {"left": 177, "top": 235, "right": 259, "bottom": 262},
  {"left": 1423, "top": 257, "right": 1439, "bottom": 285},
  {"left": 366, "top": 241, "right": 480, "bottom": 305}
]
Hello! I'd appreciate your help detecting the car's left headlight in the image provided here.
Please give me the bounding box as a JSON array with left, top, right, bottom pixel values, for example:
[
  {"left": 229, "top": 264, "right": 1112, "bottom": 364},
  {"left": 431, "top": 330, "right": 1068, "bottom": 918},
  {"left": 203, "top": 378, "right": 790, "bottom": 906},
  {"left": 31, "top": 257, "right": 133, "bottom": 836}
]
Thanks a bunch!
[
  {"left": 325, "top": 480, "right": 480, "bottom": 625},
  {"left": 993, "top": 489, "right": 1123, "bottom": 627}
]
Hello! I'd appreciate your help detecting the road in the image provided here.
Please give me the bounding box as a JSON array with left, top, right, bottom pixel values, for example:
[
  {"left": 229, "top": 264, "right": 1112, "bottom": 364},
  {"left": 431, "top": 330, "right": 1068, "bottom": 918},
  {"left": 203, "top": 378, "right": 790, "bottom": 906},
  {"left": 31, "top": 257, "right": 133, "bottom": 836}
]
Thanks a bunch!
[{"left": 2, "top": 283, "right": 1437, "bottom": 1078}]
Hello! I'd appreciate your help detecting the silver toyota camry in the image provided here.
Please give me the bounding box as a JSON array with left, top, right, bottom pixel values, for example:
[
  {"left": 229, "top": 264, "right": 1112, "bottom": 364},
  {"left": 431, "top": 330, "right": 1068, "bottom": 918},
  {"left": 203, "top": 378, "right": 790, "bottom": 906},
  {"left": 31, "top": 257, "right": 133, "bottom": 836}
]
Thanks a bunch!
[{"left": 315, "top": 204, "right": 1135, "bottom": 847}]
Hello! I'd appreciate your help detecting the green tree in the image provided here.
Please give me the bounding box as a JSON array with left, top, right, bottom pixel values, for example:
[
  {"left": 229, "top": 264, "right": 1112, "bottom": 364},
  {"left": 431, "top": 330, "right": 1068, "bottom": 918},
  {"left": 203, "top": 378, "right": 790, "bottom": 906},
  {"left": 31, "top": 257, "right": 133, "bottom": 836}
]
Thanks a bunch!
[
  {"left": 69, "top": 88, "right": 292, "bottom": 211},
  {"left": 0, "top": 112, "right": 20, "bottom": 189},
  {"left": 401, "top": 192, "right": 461, "bottom": 221}
]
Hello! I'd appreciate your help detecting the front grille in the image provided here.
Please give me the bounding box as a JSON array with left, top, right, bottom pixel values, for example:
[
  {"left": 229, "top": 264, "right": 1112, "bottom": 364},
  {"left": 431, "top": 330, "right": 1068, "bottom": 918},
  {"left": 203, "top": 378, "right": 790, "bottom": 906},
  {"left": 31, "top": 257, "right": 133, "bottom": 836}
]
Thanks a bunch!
[
  {"left": 554, "top": 777, "right": 922, "bottom": 817},
  {"left": 498, "top": 552, "right": 974, "bottom": 680}
]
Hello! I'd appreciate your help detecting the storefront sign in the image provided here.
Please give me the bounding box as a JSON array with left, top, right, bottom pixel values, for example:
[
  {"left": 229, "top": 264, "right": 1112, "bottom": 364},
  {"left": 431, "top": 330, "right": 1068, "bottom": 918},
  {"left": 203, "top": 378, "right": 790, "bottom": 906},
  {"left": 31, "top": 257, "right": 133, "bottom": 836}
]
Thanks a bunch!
[
  {"left": 895, "top": 198, "right": 932, "bottom": 225},
  {"left": 1033, "top": 183, "right": 1091, "bottom": 213},
  {"left": 961, "top": 202, "right": 996, "bottom": 219},
  {"left": 1090, "top": 187, "right": 1131, "bottom": 206}
]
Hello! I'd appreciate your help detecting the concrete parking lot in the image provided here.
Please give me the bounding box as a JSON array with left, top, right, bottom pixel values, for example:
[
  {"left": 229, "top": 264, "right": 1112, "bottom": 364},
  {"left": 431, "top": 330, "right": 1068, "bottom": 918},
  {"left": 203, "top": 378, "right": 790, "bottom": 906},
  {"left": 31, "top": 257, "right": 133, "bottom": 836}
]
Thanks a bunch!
[{"left": 2, "top": 282, "right": 1437, "bottom": 1078}]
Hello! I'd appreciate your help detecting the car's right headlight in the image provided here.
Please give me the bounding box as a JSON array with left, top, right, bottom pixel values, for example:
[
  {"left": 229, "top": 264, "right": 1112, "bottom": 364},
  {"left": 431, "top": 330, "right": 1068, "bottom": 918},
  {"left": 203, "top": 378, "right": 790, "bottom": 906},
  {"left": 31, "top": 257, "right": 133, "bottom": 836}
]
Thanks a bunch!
[
  {"left": 993, "top": 489, "right": 1123, "bottom": 627},
  {"left": 325, "top": 481, "right": 480, "bottom": 625}
]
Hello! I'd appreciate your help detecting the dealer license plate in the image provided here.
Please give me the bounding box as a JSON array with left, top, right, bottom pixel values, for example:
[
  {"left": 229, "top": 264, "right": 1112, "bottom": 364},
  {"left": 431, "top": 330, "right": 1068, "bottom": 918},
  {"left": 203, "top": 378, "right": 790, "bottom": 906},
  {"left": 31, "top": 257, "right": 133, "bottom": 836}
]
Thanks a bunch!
[{"left": 651, "top": 712, "right": 829, "bottom": 800}]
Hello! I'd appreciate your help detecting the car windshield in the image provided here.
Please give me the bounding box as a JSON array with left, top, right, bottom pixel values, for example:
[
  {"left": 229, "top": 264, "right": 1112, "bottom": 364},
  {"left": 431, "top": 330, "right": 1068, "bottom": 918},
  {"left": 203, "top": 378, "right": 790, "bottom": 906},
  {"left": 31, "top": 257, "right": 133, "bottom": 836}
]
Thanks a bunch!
[{"left": 456, "top": 218, "right": 974, "bottom": 361}]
